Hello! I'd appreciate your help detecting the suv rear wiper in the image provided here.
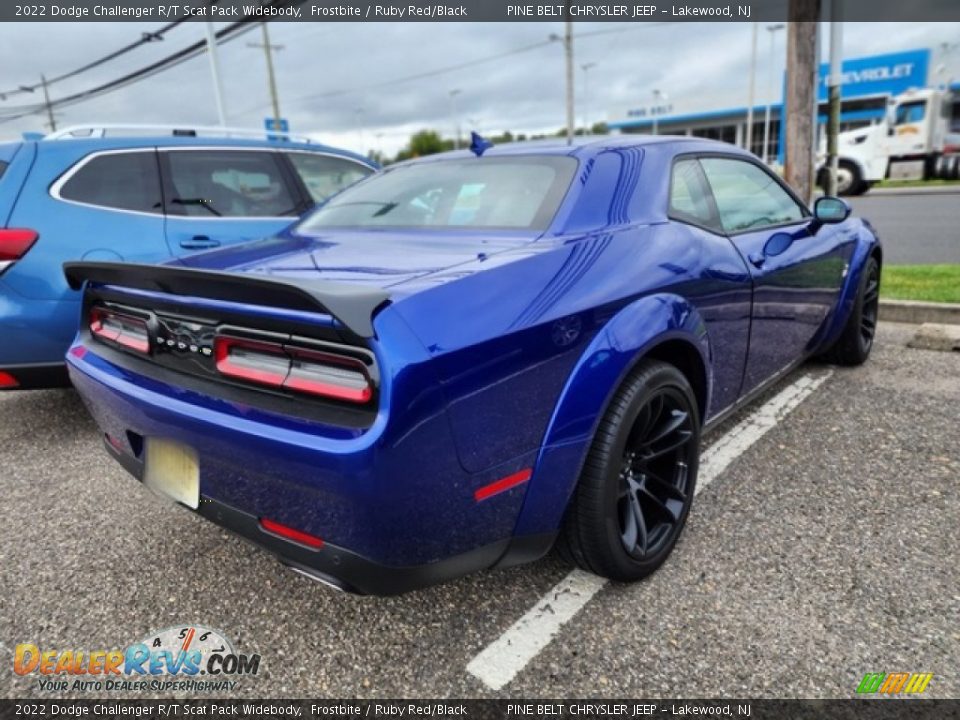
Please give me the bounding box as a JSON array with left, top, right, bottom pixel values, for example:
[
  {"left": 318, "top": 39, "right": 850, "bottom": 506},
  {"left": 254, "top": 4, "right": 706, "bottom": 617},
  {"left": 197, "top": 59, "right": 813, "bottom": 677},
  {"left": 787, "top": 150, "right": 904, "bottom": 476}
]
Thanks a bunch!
[{"left": 171, "top": 197, "right": 222, "bottom": 217}]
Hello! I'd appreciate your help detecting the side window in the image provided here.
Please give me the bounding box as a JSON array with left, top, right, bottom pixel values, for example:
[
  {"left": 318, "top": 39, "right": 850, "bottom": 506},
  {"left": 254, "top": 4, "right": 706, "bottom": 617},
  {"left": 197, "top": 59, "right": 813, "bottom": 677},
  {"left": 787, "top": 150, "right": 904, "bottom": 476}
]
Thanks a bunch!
[
  {"left": 895, "top": 101, "right": 926, "bottom": 125},
  {"left": 165, "top": 150, "right": 298, "bottom": 218},
  {"left": 669, "top": 158, "right": 718, "bottom": 230},
  {"left": 699, "top": 157, "right": 806, "bottom": 233},
  {"left": 286, "top": 153, "right": 373, "bottom": 204},
  {"left": 58, "top": 152, "right": 162, "bottom": 214},
  {"left": 0, "top": 160, "right": 8, "bottom": 181}
]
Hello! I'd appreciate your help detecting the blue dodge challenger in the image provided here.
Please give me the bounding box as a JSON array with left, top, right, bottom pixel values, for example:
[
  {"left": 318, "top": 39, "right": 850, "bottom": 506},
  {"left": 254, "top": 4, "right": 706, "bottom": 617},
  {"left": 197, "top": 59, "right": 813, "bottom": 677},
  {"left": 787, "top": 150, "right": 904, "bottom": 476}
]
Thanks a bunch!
[{"left": 64, "top": 136, "right": 881, "bottom": 594}]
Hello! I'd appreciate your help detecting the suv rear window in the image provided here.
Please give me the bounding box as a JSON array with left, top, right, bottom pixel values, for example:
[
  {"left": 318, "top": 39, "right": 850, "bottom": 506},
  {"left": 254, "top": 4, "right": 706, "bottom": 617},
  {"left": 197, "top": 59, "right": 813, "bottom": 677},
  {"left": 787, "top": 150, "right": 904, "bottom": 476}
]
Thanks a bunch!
[
  {"left": 286, "top": 153, "right": 373, "bottom": 203},
  {"left": 57, "top": 151, "right": 162, "bottom": 214},
  {"left": 298, "top": 156, "right": 576, "bottom": 232},
  {"left": 165, "top": 150, "right": 299, "bottom": 218}
]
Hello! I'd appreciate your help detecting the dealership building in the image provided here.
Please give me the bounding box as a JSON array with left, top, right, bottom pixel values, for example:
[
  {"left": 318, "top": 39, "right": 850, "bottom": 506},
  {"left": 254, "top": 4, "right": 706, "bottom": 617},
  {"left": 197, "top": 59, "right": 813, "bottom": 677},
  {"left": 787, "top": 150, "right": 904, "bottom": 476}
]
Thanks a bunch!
[{"left": 608, "top": 47, "right": 959, "bottom": 163}]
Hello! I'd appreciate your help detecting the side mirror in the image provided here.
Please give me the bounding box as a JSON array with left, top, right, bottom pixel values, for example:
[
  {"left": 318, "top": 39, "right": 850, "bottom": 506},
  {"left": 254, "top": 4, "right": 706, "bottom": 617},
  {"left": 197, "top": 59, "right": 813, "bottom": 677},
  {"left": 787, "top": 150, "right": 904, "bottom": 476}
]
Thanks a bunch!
[{"left": 813, "top": 196, "right": 851, "bottom": 225}]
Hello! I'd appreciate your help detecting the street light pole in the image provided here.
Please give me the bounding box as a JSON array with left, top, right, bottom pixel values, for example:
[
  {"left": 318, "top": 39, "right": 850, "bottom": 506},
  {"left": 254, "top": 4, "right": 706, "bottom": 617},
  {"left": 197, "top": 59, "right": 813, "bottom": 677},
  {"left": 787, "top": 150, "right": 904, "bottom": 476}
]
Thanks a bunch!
[
  {"left": 826, "top": 0, "right": 843, "bottom": 195},
  {"left": 564, "top": 17, "right": 575, "bottom": 145},
  {"left": 581, "top": 62, "right": 596, "bottom": 133},
  {"left": 449, "top": 89, "right": 462, "bottom": 150},
  {"left": 354, "top": 107, "right": 365, "bottom": 156},
  {"left": 247, "top": 22, "right": 285, "bottom": 131},
  {"left": 652, "top": 89, "right": 667, "bottom": 136},
  {"left": 204, "top": 21, "right": 228, "bottom": 127},
  {"left": 763, "top": 24, "right": 785, "bottom": 164},
  {"left": 746, "top": 22, "right": 759, "bottom": 152}
]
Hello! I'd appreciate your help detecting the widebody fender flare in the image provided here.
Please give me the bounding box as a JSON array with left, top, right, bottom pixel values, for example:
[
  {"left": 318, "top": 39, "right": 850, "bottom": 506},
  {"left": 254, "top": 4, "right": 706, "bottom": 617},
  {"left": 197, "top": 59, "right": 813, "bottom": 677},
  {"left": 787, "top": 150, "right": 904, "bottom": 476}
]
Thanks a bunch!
[
  {"left": 511, "top": 292, "right": 711, "bottom": 538},
  {"left": 809, "top": 221, "right": 882, "bottom": 354}
]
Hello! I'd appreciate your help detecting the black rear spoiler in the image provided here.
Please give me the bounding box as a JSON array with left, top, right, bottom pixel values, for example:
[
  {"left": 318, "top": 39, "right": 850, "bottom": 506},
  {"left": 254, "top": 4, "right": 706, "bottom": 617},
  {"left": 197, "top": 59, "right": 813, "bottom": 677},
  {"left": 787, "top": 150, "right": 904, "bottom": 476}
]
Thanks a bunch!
[{"left": 63, "top": 261, "right": 390, "bottom": 339}]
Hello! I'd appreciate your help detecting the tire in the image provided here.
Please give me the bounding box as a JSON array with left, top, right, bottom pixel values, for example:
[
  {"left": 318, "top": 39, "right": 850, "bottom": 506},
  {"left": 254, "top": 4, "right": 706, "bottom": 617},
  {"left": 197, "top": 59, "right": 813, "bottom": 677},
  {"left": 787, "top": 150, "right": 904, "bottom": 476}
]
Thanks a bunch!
[
  {"left": 837, "top": 160, "right": 867, "bottom": 196},
  {"left": 820, "top": 256, "right": 880, "bottom": 366},
  {"left": 557, "top": 360, "right": 700, "bottom": 582}
]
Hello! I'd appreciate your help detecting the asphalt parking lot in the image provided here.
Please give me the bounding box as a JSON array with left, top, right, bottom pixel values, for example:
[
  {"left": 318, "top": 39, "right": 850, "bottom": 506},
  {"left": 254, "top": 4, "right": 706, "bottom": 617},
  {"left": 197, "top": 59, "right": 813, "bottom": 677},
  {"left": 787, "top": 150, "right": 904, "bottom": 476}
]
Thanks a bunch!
[{"left": 1, "top": 322, "right": 957, "bottom": 699}]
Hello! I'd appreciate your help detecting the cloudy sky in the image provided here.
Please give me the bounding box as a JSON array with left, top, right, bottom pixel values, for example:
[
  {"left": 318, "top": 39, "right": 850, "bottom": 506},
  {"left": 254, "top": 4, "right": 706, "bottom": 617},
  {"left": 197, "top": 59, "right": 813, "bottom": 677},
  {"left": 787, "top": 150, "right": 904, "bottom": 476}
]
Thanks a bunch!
[{"left": 0, "top": 20, "right": 956, "bottom": 155}]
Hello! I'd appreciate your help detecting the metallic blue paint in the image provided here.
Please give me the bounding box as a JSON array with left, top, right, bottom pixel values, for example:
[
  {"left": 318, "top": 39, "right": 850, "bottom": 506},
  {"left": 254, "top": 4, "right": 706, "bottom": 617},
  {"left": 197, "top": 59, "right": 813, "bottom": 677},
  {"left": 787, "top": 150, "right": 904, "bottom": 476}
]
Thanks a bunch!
[{"left": 66, "top": 136, "right": 880, "bottom": 591}]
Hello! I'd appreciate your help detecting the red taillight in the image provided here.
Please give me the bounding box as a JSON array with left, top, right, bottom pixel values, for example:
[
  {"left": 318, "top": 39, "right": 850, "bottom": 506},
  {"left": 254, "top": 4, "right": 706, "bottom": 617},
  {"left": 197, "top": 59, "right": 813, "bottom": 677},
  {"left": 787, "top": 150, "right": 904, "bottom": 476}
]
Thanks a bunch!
[
  {"left": 259, "top": 518, "right": 324, "bottom": 549},
  {"left": 474, "top": 468, "right": 533, "bottom": 502},
  {"left": 285, "top": 348, "right": 373, "bottom": 403},
  {"left": 90, "top": 307, "right": 149, "bottom": 354},
  {"left": 214, "top": 335, "right": 373, "bottom": 404},
  {"left": 0, "top": 371, "right": 19, "bottom": 388},
  {"left": 0, "top": 228, "right": 38, "bottom": 274},
  {"left": 214, "top": 336, "right": 289, "bottom": 386}
]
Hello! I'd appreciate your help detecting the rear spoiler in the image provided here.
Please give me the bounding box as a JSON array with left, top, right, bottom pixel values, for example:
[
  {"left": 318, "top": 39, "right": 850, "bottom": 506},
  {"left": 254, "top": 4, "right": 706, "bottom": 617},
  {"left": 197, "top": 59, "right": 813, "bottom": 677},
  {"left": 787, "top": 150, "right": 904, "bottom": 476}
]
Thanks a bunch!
[{"left": 63, "top": 261, "right": 390, "bottom": 339}]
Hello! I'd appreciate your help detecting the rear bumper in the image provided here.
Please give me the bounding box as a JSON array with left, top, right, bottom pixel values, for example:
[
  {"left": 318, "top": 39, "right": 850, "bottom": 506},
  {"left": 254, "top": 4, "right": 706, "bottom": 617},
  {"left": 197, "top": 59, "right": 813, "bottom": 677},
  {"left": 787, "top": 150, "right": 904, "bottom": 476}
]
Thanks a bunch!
[
  {"left": 67, "top": 338, "right": 546, "bottom": 592},
  {"left": 105, "top": 434, "right": 527, "bottom": 595}
]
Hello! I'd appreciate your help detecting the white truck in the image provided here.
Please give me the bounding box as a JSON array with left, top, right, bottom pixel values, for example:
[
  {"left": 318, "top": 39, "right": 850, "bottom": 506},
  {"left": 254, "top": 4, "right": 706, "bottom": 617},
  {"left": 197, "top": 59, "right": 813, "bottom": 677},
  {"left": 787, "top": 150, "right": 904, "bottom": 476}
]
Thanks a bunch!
[{"left": 818, "top": 87, "right": 960, "bottom": 195}]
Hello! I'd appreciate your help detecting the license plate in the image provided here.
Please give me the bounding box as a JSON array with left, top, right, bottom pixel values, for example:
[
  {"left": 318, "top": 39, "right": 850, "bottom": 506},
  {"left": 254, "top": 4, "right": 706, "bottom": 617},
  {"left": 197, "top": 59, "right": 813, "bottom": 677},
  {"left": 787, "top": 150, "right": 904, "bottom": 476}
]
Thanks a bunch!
[{"left": 143, "top": 438, "right": 199, "bottom": 509}]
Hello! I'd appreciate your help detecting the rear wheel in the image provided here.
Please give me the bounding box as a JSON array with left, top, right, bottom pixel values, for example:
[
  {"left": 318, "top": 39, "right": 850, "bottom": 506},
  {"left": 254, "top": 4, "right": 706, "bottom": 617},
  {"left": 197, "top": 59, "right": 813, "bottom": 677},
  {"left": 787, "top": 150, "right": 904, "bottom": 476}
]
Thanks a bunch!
[
  {"left": 820, "top": 256, "right": 880, "bottom": 366},
  {"left": 557, "top": 360, "right": 700, "bottom": 582}
]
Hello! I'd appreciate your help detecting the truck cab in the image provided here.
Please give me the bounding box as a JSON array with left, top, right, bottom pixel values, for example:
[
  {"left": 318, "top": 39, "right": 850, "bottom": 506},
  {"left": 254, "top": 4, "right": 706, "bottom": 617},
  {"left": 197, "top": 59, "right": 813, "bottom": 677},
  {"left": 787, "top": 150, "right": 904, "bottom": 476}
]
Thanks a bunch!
[{"left": 818, "top": 87, "right": 960, "bottom": 194}]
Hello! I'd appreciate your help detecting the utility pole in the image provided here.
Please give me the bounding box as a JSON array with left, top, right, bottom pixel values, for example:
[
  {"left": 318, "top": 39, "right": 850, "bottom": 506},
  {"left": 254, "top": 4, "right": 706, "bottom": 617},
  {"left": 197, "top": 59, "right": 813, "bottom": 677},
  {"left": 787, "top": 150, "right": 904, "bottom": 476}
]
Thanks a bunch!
[
  {"left": 784, "top": 1, "right": 822, "bottom": 204},
  {"left": 40, "top": 75, "right": 56, "bottom": 132},
  {"left": 825, "top": 1, "right": 843, "bottom": 195},
  {"left": 204, "top": 21, "right": 228, "bottom": 126},
  {"left": 763, "top": 24, "right": 785, "bottom": 164},
  {"left": 247, "top": 22, "right": 284, "bottom": 130},
  {"left": 746, "top": 23, "right": 758, "bottom": 152},
  {"left": 564, "top": 14, "right": 574, "bottom": 145}
]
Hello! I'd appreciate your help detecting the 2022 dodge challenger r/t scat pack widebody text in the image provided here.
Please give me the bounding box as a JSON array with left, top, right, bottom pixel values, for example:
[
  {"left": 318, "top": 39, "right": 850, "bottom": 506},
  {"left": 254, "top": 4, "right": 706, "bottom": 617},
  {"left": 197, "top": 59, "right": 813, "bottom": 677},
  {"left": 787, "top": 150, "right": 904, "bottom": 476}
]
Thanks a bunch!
[{"left": 63, "top": 136, "right": 881, "bottom": 595}]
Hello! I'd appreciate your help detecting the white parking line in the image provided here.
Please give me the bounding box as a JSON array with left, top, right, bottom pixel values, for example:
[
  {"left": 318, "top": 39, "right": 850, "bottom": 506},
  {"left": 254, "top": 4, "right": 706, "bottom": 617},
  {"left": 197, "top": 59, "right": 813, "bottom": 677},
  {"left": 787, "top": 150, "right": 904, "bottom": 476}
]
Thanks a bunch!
[{"left": 465, "top": 370, "right": 833, "bottom": 691}]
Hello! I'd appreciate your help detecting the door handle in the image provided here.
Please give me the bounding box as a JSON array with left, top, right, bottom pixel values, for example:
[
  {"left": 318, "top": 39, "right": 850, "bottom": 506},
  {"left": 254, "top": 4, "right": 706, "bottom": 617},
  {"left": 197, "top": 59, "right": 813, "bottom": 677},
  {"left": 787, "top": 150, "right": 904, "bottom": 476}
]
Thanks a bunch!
[
  {"left": 748, "top": 252, "right": 766, "bottom": 269},
  {"left": 179, "top": 236, "right": 221, "bottom": 250}
]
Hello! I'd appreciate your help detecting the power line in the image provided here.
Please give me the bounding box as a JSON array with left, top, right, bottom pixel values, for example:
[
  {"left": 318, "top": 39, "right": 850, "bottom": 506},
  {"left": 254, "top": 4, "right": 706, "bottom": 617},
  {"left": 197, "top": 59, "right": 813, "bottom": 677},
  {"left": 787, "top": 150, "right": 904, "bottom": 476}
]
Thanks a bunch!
[
  {"left": 0, "top": 4, "right": 306, "bottom": 127},
  {"left": 233, "top": 22, "right": 677, "bottom": 119},
  {"left": 0, "top": 20, "right": 189, "bottom": 101}
]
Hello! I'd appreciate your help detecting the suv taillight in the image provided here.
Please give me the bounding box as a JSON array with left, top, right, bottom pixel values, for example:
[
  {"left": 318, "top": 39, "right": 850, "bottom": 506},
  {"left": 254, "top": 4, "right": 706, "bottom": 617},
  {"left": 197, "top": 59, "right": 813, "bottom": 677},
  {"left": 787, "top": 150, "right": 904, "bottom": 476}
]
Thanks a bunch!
[
  {"left": 0, "top": 229, "right": 38, "bottom": 275},
  {"left": 214, "top": 335, "right": 373, "bottom": 404},
  {"left": 90, "top": 307, "right": 150, "bottom": 354}
]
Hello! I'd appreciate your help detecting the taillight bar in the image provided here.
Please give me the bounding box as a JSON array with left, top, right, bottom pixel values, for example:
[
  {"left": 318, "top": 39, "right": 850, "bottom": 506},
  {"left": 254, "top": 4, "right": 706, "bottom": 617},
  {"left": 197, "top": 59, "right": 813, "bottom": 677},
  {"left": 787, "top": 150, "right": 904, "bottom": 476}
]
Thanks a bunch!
[
  {"left": 213, "top": 334, "right": 374, "bottom": 404},
  {"left": 214, "top": 336, "right": 289, "bottom": 387},
  {"left": 90, "top": 307, "right": 149, "bottom": 354}
]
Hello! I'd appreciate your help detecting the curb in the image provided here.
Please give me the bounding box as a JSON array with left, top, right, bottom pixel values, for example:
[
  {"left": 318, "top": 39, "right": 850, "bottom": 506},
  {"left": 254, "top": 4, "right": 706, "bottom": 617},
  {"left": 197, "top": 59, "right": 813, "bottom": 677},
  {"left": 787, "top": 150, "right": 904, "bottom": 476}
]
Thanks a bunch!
[
  {"left": 866, "top": 185, "right": 960, "bottom": 197},
  {"left": 880, "top": 299, "right": 960, "bottom": 326}
]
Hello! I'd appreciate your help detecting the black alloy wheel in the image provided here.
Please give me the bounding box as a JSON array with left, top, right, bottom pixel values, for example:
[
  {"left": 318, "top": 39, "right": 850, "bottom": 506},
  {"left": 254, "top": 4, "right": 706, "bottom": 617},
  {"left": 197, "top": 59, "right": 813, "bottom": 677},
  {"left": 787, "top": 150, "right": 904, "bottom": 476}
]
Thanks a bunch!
[{"left": 558, "top": 360, "right": 700, "bottom": 582}]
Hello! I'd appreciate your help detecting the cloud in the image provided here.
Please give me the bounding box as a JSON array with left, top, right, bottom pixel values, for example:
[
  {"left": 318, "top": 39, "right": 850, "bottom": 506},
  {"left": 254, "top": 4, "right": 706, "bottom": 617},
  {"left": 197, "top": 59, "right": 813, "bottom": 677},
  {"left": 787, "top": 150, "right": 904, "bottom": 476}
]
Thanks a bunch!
[{"left": 0, "top": 20, "right": 955, "bottom": 156}]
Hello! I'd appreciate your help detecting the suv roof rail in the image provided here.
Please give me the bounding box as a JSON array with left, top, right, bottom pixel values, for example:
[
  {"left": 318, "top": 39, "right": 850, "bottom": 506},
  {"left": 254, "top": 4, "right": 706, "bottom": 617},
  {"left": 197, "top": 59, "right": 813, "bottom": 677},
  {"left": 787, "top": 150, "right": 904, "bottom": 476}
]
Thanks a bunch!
[{"left": 44, "top": 124, "right": 316, "bottom": 144}]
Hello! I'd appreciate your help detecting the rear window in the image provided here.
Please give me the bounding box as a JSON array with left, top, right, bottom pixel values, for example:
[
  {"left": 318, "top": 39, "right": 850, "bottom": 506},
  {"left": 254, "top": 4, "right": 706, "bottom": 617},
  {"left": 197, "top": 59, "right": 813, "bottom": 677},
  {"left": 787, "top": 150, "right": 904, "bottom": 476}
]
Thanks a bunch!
[
  {"left": 297, "top": 156, "right": 576, "bottom": 232},
  {"left": 57, "top": 151, "right": 162, "bottom": 214},
  {"left": 165, "top": 150, "right": 299, "bottom": 218}
]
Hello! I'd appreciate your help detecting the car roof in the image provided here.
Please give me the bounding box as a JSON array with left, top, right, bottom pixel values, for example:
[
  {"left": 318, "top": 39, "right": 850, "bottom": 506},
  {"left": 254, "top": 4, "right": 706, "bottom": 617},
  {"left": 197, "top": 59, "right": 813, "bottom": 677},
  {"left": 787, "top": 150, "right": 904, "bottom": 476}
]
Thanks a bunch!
[
  {"left": 395, "top": 134, "right": 753, "bottom": 166},
  {"left": 26, "top": 135, "right": 374, "bottom": 166}
]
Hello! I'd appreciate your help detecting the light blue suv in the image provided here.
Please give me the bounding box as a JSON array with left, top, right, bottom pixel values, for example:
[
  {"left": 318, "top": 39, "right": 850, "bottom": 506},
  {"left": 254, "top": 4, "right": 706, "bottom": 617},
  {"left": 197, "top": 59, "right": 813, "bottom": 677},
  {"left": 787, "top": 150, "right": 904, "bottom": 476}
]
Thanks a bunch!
[{"left": 0, "top": 126, "right": 376, "bottom": 389}]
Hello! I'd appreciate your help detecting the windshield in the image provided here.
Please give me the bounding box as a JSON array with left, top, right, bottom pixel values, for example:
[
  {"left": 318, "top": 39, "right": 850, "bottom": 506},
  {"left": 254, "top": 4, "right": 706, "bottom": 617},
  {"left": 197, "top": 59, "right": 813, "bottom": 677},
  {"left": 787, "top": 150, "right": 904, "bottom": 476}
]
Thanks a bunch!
[{"left": 296, "top": 155, "right": 576, "bottom": 232}]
